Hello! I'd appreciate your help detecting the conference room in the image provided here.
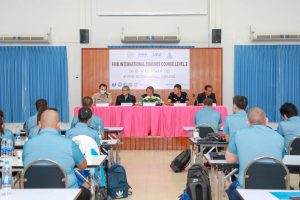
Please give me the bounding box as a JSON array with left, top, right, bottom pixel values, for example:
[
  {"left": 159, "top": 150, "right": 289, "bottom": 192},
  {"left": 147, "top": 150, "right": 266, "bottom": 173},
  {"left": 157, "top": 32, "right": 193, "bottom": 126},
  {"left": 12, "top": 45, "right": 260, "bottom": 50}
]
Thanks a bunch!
[{"left": 1, "top": 0, "right": 300, "bottom": 200}]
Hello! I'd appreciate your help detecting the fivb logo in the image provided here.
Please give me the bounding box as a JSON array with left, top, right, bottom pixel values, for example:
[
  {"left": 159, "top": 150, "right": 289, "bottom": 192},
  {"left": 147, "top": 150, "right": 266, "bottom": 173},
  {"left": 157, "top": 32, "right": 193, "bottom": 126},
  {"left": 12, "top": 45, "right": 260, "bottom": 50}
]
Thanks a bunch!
[{"left": 116, "top": 190, "right": 124, "bottom": 198}]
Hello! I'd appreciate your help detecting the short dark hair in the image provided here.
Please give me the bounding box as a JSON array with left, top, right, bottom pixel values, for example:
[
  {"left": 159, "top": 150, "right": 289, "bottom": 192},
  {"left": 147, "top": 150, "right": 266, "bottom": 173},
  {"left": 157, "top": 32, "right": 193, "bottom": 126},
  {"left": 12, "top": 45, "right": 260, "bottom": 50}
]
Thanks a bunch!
[
  {"left": 99, "top": 83, "right": 107, "bottom": 89},
  {"left": 280, "top": 102, "right": 298, "bottom": 118},
  {"left": 82, "top": 96, "right": 93, "bottom": 108},
  {"left": 37, "top": 106, "right": 48, "bottom": 125},
  {"left": 146, "top": 86, "right": 154, "bottom": 92},
  {"left": 233, "top": 96, "right": 248, "bottom": 110},
  {"left": 35, "top": 99, "right": 47, "bottom": 111},
  {"left": 204, "top": 85, "right": 212, "bottom": 90},
  {"left": 78, "top": 107, "right": 92, "bottom": 123},
  {"left": 203, "top": 98, "right": 213, "bottom": 106},
  {"left": 174, "top": 84, "right": 182, "bottom": 90}
]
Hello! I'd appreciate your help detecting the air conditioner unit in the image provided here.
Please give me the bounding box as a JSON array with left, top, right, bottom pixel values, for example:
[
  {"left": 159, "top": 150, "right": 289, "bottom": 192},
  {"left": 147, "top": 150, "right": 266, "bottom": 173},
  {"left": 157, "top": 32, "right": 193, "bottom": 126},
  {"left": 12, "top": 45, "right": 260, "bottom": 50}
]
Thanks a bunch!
[
  {"left": 250, "top": 32, "right": 300, "bottom": 42},
  {"left": 0, "top": 33, "right": 51, "bottom": 43},
  {"left": 121, "top": 34, "right": 181, "bottom": 43}
]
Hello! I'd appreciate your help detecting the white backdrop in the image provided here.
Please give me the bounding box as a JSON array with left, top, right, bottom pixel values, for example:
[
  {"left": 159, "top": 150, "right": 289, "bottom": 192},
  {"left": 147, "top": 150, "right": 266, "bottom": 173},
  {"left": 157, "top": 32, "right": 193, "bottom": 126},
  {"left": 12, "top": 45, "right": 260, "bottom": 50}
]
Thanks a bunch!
[{"left": 109, "top": 49, "right": 190, "bottom": 90}]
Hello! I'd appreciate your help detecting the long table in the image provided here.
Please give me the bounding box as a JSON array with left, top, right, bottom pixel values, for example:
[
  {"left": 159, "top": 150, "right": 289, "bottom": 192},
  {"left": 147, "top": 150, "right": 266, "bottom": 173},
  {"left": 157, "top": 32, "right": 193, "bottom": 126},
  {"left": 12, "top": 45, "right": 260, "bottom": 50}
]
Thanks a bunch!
[
  {"left": 74, "top": 106, "right": 228, "bottom": 137},
  {"left": 237, "top": 189, "right": 300, "bottom": 200},
  {"left": 3, "top": 189, "right": 81, "bottom": 200}
]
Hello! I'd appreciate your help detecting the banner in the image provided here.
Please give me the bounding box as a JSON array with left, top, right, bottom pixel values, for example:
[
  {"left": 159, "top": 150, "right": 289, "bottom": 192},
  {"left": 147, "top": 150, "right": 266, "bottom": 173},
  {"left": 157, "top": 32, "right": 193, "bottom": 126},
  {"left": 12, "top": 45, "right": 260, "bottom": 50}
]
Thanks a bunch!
[{"left": 109, "top": 49, "right": 190, "bottom": 90}]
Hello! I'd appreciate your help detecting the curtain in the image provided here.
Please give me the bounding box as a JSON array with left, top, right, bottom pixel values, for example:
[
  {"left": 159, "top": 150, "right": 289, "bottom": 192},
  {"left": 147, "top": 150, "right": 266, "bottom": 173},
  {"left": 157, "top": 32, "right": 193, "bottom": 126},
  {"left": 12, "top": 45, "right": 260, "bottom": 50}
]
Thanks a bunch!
[
  {"left": 0, "top": 46, "right": 69, "bottom": 122},
  {"left": 234, "top": 45, "right": 300, "bottom": 122}
]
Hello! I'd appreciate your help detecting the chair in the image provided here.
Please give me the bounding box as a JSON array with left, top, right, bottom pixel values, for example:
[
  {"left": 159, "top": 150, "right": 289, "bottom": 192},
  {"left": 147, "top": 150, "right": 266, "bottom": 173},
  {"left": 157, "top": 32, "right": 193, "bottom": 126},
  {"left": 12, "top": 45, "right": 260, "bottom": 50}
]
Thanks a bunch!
[
  {"left": 288, "top": 136, "right": 300, "bottom": 155},
  {"left": 243, "top": 157, "right": 289, "bottom": 189},
  {"left": 21, "top": 159, "right": 68, "bottom": 188},
  {"left": 196, "top": 123, "right": 216, "bottom": 138}
]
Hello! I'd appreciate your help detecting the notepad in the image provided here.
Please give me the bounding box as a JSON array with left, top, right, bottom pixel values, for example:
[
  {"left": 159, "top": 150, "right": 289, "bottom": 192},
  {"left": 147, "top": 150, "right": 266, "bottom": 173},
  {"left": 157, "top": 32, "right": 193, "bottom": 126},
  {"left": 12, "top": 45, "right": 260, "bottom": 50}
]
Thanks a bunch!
[{"left": 271, "top": 192, "right": 300, "bottom": 200}]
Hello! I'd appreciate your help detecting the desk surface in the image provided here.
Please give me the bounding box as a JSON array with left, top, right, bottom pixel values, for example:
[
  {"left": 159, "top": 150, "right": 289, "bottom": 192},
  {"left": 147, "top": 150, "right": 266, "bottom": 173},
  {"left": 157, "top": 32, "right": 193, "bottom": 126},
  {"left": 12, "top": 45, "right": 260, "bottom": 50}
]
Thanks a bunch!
[
  {"left": 0, "top": 155, "right": 107, "bottom": 169},
  {"left": 104, "top": 127, "right": 124, "bottom": 132},
  {"left": 237, "top": 189, "right": 300, "bottom": 200},
  {"left": 205, "top": 154, "right": 300, "bottom": 168},
  {"left": 4, "top": 189, "right": 81, "bottom": 200},
  {"left": 190, "top": 138, "right": 228, "bottom": 146}
]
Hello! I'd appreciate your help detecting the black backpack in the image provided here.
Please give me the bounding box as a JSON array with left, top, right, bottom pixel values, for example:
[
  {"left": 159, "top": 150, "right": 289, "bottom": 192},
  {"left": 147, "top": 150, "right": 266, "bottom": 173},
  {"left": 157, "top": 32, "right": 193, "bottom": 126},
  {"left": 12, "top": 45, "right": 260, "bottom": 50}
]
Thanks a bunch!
[
  {"left": 186, "top": 164, "right": 212, "bottom": 200},
  {"left": 170, "top": 149, "right": 191, "bottom": 172}
]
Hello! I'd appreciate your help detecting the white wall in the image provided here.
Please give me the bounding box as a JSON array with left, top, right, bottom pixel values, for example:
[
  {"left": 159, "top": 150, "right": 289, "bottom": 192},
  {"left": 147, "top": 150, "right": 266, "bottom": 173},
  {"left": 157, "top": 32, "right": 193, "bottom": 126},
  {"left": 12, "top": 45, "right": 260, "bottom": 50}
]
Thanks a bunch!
[{"left": 1, "top": 0, "right": 300, "bottom": 129}]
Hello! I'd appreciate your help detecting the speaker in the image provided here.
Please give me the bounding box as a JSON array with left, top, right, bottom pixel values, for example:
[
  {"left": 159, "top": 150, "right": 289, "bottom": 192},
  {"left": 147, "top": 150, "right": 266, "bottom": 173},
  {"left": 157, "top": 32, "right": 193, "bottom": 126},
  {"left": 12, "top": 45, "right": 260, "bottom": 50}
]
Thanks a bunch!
[
  {"left": 80, "top": 29, "right": 89, "bottom": 44},
  {"left": 212, "top": 29, "right": 221, "bottom": 43}
]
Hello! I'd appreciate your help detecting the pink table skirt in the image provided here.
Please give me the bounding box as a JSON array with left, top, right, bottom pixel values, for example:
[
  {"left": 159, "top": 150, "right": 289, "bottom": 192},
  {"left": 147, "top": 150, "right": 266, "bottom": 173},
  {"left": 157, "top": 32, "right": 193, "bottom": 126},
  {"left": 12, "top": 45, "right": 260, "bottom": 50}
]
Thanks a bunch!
[{"left": 74, "top": 106, "right": 228, "bottom": 138}]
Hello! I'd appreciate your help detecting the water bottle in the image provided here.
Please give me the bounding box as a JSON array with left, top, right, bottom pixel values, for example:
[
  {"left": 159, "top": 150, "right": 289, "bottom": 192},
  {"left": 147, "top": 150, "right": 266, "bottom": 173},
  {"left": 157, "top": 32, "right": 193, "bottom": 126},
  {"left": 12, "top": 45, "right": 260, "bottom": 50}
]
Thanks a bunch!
[
  {"left": 6, "top": 140, "right": 13, "bottom": 158},
  {"left": 1, "top": 139, "right": 6, "bottom": 158},
  {"left": 15, "top": 124, "right": 20, "bottom": 144},
  {"left": 1, "top": 159, "right": 12, "bottom": 195}
]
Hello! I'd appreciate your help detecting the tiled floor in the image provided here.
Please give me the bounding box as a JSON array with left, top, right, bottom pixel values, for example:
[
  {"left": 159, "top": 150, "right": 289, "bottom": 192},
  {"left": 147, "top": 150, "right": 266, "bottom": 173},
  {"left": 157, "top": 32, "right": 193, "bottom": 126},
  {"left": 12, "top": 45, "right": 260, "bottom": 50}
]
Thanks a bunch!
[{"left": 121, "top": 150, "right": 300, "bottom": 200}]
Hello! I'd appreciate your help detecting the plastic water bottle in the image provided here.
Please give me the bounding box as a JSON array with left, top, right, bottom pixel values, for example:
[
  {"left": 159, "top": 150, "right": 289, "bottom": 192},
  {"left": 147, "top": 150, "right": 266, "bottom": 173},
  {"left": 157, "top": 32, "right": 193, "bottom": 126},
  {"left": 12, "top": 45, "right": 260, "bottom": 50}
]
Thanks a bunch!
[
  {"left": 1, "top": 159, "right": 12, "bottom": 195},
  {"left": 1, "top": 139, "right": 7, "bottom": 158},
  {"left": 15, "top": 124, "right": 20, "bottom": 144},
  {"left": 6, "top": 140, "right": 13, "bottom": 157}
]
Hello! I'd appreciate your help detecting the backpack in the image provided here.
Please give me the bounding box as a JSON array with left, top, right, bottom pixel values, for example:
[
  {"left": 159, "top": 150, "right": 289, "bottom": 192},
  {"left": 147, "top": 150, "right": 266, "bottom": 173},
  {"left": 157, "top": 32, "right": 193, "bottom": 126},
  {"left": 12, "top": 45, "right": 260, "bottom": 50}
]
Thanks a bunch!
[
  {"left": 186, "top": 164, "right": 212, "bottom": 200},
  {"left": 170, "top": 149, "right": 191, "bottom": 172},
  {"left": 107, "top": 164, "right": 132, "bottom": 199}
]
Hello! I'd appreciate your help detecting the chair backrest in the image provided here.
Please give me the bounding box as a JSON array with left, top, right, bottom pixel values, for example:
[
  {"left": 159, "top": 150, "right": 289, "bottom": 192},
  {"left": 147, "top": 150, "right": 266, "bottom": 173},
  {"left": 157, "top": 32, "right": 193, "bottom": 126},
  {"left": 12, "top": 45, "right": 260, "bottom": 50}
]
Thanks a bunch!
[
  {"left": 196, "top": 123, "right": 215, "bottom": 138},
  {"left": 288, "top": 136, "right": 300, "bottom": 155},
  {"left": 72, "top": 135, "right": 100, "bottom": 158},
  {"left": 21, "top": 159, "right": 68, "bottom": 188},
  {"left": 243, "top": 157, "right": 289, "bottom": 189}
]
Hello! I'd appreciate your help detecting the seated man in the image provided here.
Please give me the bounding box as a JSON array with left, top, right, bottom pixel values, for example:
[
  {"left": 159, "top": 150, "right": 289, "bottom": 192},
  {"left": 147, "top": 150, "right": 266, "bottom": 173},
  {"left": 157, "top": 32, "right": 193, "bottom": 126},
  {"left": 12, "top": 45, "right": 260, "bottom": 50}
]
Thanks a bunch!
[
  {"left": 28, "top": 106, "right": 48, "bottom": 139},
  {"left": 92, "top": 83, "right": 112, "bottom": 105},
  {"left": 0, "top": 110, "right": 14, "bottom": 144},
  {"left": 22, "top": 110, "right": 88, "bottom": 191},
  {"left": 223, "top": 96, "right": 248, "bottom": 141},
  {"left": 194, "top": 98, "right": 222, "bottom": 133},
  {"left": 24, "top": 99, "right": 47, "bottom": 133},
  {"left": 226, "top": 107, "right": 284, "bottom": 200},
  {"left": 167, "top": 84, "right": 189, "bottom": 104},
  {"left": 195, "top": 84, "right": 217, "bottom": 105},
  {"left": 141, "top": 86, "right": 161, "bottom": 100},
  {"left": 277, "top": 102, "right": 300, "bottom": 154},
  {"left": 71, "top": 96, "right": 104, "bottom": 135},
  {"left": 66, "top": 107, "right": 102, "bottom": 187},
  {"left": 116, "top": 86, "right": 136, "bottom": 105}
]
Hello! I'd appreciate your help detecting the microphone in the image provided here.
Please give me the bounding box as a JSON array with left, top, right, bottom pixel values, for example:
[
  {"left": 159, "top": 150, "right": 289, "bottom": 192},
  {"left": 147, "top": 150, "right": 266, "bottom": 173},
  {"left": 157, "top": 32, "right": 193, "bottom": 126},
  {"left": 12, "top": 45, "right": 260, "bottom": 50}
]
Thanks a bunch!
[{"left": 192, "top": 94, "right": 198, "bottom": 106}]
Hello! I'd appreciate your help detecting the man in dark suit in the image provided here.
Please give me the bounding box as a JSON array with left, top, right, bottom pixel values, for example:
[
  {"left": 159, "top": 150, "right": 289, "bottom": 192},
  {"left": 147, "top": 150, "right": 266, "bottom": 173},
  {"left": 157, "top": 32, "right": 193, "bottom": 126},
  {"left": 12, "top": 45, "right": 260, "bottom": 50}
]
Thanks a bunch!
[
  {"left": 141, "top": 86, "right": 161, "bottom": 100},
  {"left": 116, "top": 86, "right": 136, "bottom": 105},
  {"left": 195, "top": 84, "right": 217, "bottom": 105}
]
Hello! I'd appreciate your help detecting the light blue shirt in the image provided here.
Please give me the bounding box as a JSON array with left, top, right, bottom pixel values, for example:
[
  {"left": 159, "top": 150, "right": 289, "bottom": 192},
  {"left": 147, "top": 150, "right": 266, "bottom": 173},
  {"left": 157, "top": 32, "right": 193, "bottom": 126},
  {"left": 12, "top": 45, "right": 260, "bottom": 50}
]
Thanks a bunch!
[
  {"left": 28, "top": 125, "right": 41, "bottom": 140},
  {"left": 22, "top": 128, "right": 84, "bottom": 188},
  {"left": 1, "top": 129, "right": 15, "bottom": 146},
  {"left": 24, "top": 113, "right": 37, "bottom": 134},
  {"left": 277, "top": 116, "right": 300, "bottom": 154},
  {"left": 194, "top": 106, "right": 222, "bottom": 133},
  {"left": 66, "top": 123, "right": 101, "bottom": 147},
  {"left": 223, "top": 110, "right": 248, "bottom": 137},
  {"left": 228, "top": 125, "right": 284, "bottom": 188},
  {"left": 71, "top": 114, "right": 104, "bottom": 135}
]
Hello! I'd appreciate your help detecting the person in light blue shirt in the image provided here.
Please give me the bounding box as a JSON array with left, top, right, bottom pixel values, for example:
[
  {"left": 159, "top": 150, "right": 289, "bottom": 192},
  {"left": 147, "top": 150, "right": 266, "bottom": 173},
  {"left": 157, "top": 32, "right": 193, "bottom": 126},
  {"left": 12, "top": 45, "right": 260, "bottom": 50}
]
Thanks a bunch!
[
  {"left": 28, "top": 106, "right": 49, "bottom": 139},
  {"left": 223, "top": 96, "right": 249, "bottom": 141},
  {"left": 225, "top": 107, "right": 284, "bottom": 200},
  {"left": 277, "top": 102, "right": 300, "bottom": 154},
  {"left": 71, "top": 96, "right": 104, "bottom": 135},
  {"left": 24, "top": 99, "right": 47, "bottom": 134},
  {"left": 0, "top": 110, "right": 15, "bottom": 145},
  {"left": 67, "top": 107, "right": 105, "bottom": 187},
  {"left": 22, "top": 110, "right": 87, "bottom": 189},
  {"left": 194, "top": 98, "right": 222, "bottom": 133}
]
